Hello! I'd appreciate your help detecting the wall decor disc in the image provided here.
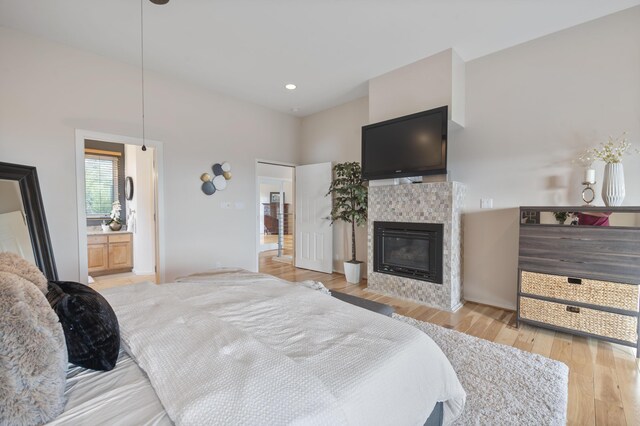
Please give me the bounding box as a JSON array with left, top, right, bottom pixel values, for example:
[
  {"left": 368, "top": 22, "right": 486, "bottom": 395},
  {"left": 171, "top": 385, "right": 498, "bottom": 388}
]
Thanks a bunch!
[
  {"left": 200, "top": 172, "right": 212, "bottom": 182},
  {"left": 201, "top": 181, "right": 216, "bottom": 195},
  {"left": 221, "top": 162, "right": 231, "bottom": 172},
  {"left": 212, "top": 163, "right": 224, "bottom": 176},
  {"left": 212, "top": 175, "right": 227, "bottom": 190},
  {"left": 223, "top": 171, "right": 232, "bottom": 180}
]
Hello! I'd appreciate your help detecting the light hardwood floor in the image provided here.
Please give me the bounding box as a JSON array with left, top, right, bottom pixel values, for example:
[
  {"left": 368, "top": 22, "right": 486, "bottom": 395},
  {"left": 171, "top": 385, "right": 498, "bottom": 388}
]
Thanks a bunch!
[
  {"left": 260, "top": 234, "right": 294, "bottom": 259},
  {"left": 259, "top": 253, "right": 640, "bottom": 426},
  {"left": 90, "top": 272, "right": 156, "bottom": 291}
]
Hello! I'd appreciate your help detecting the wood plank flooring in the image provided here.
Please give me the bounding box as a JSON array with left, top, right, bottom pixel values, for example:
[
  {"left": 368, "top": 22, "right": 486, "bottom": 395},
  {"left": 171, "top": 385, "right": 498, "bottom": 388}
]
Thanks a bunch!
[
  {"left": 90, "top": 272, "right": 156, "bottom": 291},
  {"left": 259, "top": 253, "right": 640, "bottom": 426}
]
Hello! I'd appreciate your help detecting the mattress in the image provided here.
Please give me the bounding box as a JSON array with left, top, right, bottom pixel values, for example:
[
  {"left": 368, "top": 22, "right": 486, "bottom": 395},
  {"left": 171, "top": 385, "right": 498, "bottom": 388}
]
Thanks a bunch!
[
  {"left": 48, "top": 270, "right": 464, "bottom": 425},
  {"left": 47, "top": 350, "right": 172, "bottom": 426}
]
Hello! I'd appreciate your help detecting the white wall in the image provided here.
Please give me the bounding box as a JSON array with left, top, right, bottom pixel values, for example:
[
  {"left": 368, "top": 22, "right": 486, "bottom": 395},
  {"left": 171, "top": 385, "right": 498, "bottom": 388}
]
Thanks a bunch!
[
  {"left": 259, "top": 180, "right": 293, "bottom": 203},
  {"left": 0, "top": 26, "right": 300, "bottom": 281},
  {"left": 369, "top": 48, "right": 465, "bottom": 126},
  {"left": 124, "top": 144, "right": 156, "bottom": 275},
  {"left": 300, "top": 96, "right": 369, "bottom": 274},
  {"left": 257, "top": 162, "right": 295, "bottom": 181},
  {"left": 452, "top": 6, "right": 640, "bottom": 309},
  {"left": 0, "top": 180, "right": 23, "bottom": 214},
  {"left": 300, "top": 6, "right": 640, "bottom": 309}
]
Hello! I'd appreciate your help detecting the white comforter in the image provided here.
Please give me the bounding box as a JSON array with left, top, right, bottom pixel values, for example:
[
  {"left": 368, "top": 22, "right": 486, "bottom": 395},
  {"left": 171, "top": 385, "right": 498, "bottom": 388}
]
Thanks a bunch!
[{"left": 101, "top": 270, "right": 465, "bottom": 426}]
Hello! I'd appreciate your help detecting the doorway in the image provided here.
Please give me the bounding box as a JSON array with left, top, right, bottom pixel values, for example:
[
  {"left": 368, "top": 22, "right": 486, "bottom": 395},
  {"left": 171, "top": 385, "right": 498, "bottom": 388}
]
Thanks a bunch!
[
  {"left": 256, "top": 161, "right": 295, "bottom": 269},
  {"left": 75, "top": 130, "right": 164, "bottom": 288}
]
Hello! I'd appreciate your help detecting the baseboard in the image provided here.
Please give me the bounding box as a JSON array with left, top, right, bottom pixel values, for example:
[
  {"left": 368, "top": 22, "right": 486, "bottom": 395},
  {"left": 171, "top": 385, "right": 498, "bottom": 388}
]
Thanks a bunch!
[
  {"left": 463, "top": 297, "right": 516, "bottom": 312},
  {"left": 133, "top": 269, "right": 155, "bottom": 276}
]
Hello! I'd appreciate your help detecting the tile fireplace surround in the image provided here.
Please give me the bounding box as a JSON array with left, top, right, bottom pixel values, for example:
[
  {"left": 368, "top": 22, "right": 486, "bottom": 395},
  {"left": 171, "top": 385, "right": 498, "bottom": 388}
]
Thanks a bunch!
[{"left": 367, "top": 181, "right": 466, "bottom": 312}]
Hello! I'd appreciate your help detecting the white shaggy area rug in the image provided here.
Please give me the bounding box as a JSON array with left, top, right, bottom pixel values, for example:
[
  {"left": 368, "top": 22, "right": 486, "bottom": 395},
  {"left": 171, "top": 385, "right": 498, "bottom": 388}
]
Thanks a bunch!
[{"left": 394, "top": 314, "right": 569, "bottom": 426}]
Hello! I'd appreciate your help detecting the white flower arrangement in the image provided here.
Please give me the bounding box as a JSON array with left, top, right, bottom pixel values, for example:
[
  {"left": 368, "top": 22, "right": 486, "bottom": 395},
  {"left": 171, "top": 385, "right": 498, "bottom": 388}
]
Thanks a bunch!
[
  {"left": 109, "top": 201, "right": 122, "bottom": 224},
  {"left": 590, "top": 132, "right": 636, "bottom": 164}
]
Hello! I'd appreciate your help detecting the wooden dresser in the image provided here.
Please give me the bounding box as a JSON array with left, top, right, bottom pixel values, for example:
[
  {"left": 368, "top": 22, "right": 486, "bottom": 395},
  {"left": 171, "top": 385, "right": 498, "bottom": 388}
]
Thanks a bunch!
[
  {"left": 88, "top": 232, "right": 133, "bottom": 276},
  {"left": 517, "top": 206, "right": 640, "bottom": 357}
]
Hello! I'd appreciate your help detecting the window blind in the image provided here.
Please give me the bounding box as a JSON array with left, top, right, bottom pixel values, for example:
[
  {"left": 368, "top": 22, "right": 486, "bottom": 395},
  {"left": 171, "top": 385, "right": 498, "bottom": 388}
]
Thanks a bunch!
[{"left": 85, "top": 154, "right": 119, "bottom": 218}]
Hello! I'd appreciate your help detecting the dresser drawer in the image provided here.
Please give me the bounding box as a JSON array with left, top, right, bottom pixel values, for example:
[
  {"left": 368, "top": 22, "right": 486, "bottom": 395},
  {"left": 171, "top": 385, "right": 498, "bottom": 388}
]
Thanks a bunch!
[
  {"left": 87, "top": 235, "right": 108, "bottom": 245},
  {"left": 521, "top": 271, "right": 639, "bottom": 312},
  {"left": 520, "top": 296, "right": 637, "bottom": 344},
  {"left": 109, "top": 234, "right": 132, "bottom": 243}
]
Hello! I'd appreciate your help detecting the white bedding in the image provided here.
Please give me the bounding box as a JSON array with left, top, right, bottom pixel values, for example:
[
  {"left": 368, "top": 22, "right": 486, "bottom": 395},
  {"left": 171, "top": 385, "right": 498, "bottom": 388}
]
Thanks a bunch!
[
  {"left": 97, "top": 269, "right": 465, "bottom": 426},
  {"left": 48, "top": 350, "right": 171, "bottom": 425}
]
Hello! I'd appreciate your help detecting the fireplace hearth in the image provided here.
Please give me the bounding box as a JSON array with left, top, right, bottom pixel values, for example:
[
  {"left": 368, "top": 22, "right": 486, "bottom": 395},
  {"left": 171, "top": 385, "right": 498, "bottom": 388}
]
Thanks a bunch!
[{"left": 374, "top": 222, "right": 443, "bottom": 284}]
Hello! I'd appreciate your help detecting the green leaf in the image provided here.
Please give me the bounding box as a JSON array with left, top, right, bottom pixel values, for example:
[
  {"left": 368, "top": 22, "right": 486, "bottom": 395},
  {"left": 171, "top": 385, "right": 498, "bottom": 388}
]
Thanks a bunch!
[{"left": 326, "top": 162, "right": 369, "bottom": 259}]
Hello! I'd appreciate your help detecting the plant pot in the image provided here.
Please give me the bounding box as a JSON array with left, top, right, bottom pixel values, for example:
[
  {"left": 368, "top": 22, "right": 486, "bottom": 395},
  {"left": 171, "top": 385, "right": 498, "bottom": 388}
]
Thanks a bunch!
[
  {"left": 109, "top": 221, "right": 122, "bottom": 231},
  {"left": 344, "top": 261, "right": 361, "bottom": 284},
  {"left": 602, "top": 162, "right": 625, "bottom": 207}
]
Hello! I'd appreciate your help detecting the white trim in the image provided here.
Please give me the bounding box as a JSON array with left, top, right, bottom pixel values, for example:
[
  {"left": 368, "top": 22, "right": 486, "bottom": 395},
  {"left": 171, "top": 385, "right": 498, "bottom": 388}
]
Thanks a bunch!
[
  {"left": 256, "top": 176, "right": 293, "bottom": 182},
  {"left": 75, "top": 129, "right": 165, "bottom": 284},
  {"left": 255, "top": 159, "right": 297, "bottom": 168},
  {"left": 132, "top": 269, "right": 156, "bottom": 276}
]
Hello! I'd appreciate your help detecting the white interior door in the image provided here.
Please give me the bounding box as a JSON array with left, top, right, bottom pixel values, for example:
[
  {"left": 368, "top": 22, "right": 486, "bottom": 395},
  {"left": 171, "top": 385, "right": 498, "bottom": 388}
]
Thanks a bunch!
[
  {"left": 0, "top": 210, "right": 36, "bottom": 264},
  {"left": 295, "top": 162, "right": 333, "bottom": 273}
]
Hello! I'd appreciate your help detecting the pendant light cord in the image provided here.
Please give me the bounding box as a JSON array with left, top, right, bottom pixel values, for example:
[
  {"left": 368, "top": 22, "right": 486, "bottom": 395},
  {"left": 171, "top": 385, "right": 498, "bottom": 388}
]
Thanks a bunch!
[{"left": 140, "top": 0, "right": 147, "bottom": 151}]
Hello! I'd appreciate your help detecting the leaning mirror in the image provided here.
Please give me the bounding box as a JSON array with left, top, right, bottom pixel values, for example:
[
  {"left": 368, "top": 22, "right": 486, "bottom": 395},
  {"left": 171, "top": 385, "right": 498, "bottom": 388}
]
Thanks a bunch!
[{"left": 0, "top": 162, "right": 57, "bottom": 280}]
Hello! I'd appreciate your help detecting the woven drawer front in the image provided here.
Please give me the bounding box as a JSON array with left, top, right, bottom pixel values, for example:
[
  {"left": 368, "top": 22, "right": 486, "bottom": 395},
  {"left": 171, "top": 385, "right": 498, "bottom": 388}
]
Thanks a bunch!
[
  {"left": 520, "top": 297, "right": 637, "bottom": 344},
  {"left": 521, "top": 271, "right": 639, "bottom": 312}
]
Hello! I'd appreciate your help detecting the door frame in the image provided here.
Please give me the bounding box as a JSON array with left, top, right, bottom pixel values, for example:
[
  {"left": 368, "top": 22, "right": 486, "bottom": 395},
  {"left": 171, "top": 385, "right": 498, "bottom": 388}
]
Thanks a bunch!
[
  {"left": 75, "top": 129, "right": 165, "bottom": 284},
  {"left": 254, "top": 159, "right": 296, "bottom": 272}
]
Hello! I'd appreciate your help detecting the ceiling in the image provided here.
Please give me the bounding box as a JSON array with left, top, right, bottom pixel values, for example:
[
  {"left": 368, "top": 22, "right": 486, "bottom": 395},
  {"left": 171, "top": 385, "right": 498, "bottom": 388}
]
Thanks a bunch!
[{"left": 1, "top": 0, "right": 638, "bottom": 117}]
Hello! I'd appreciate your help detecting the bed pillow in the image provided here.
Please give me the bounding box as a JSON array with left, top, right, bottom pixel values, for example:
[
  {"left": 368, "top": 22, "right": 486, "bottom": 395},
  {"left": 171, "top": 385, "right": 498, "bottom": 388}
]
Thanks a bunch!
[
  {"left": 0, "top": 251, "right": 48, "bottom": 294},
  {"left": 0, "top": 271, "right": 67, "bottom": 426},
  {"left": 47, "top": 280, "right": 120, "bottom": 371}
]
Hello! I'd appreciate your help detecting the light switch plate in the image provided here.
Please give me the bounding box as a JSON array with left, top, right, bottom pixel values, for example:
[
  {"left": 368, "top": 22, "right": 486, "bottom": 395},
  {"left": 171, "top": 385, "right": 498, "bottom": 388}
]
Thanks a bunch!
[{"left": 480, "top": 198, "right": 493, "bottom": 209}]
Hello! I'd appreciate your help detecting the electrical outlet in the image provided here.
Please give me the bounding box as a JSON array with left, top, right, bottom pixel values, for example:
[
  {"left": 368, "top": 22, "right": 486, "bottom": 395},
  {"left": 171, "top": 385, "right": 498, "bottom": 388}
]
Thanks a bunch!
[
  {"left": 480, "top": 198, "right": 493, "bottom": 209},
  {"left": 234, "top": 202, "right": 245, "bottom": 210},
  {"left": 220, "top": 201, "right": 232, "bottom": 209}
]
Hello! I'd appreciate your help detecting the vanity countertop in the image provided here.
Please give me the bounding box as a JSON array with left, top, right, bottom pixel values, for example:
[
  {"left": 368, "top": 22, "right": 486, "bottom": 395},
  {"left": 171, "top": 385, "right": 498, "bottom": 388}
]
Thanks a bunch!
[{"left": 87, "top": 230, "right": 133, "bottom": 236}]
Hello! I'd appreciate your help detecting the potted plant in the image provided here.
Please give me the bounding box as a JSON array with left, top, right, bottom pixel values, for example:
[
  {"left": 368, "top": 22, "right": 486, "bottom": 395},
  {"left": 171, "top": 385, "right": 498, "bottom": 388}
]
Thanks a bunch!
[
  {"left": 108, "top": 201, "right": 123, "bottom": 231},
  {"left": 326, "top": 162, "right": 368, "bottom": 284},
  {"left": 553, "top": 211, "right": 569, "bottom": 225},
  {"left": 553, "top": 211, "right": 578, "bottom": 225}
]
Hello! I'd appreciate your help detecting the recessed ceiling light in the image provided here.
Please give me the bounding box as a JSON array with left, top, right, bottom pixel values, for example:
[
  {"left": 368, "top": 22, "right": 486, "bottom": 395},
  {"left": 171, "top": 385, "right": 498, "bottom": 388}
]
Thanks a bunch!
[
  {"left": 291, "top": 107, "right": 300, "bottom": 113},
  {"left": 285, "top": 83, "right": 297, "bottom": 90}
]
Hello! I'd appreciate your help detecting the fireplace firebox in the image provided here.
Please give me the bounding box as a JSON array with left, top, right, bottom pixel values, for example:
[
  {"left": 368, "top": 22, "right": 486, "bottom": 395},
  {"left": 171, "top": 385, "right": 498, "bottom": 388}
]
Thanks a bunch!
[{"left": 373, "top": 221, "right": 443, "bottom": 284}]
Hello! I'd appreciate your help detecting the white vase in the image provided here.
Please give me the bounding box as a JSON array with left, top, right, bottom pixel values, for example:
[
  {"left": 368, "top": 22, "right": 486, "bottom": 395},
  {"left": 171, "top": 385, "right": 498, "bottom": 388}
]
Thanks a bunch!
[
  {"left": 601, "top": 162, "right": 625, "bottom": 207},
  {"left": 344, "top": 261, "right": 361, "bottom": 284}
]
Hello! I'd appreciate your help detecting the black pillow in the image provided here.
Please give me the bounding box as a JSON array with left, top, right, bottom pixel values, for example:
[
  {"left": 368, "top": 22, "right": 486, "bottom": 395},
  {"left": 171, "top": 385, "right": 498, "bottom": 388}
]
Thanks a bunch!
[{"left": 46, "top": 281, "right": 120, "bottom": 371}]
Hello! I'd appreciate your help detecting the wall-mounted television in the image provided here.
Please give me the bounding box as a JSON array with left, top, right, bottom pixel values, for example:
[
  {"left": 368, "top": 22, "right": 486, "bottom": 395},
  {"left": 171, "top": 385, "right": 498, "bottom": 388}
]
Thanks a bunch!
[{"left": 361, "top": 106, "right": 448, "bottom": 180}]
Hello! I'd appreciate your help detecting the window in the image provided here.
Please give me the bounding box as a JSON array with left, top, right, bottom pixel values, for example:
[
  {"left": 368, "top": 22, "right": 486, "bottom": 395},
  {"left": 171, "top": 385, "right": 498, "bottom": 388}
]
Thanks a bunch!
[{"left": 85, "top": 154, "right": 119, "bottom": 218}]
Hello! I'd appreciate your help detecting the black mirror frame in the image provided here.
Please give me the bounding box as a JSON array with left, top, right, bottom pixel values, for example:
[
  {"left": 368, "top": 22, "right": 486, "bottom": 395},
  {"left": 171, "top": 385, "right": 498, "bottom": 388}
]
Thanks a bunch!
[
  {"left": 0, "top": 162, "right": 58, "bottom": 280},
  {"left": 125, "top": 176, "right": 134, "bottom": 201}
]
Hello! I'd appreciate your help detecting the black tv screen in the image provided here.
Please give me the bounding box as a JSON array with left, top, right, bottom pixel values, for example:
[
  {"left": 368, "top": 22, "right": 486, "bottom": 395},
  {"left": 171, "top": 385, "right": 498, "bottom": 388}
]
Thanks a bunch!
[{"left": 361, "top": 106, "right": 447, "bottom": 180}]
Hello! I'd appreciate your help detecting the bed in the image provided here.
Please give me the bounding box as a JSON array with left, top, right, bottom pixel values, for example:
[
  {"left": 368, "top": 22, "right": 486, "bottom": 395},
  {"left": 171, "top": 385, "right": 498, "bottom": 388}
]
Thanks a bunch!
[{"left": 48, "top": 269, "right": 465, "bottom": 425}]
